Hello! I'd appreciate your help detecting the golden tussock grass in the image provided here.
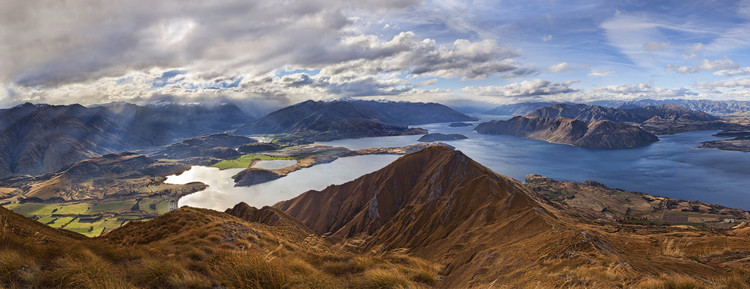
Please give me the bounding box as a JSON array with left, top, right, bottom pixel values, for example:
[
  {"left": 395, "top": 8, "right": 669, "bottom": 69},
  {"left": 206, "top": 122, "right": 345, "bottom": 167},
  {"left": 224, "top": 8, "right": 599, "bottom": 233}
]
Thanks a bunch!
[
  {"left": 45, "top": 249, "right": 131, "bottom": 289},
  {"left": 210, "top": 253, "right": 288, "bottom": 289}
]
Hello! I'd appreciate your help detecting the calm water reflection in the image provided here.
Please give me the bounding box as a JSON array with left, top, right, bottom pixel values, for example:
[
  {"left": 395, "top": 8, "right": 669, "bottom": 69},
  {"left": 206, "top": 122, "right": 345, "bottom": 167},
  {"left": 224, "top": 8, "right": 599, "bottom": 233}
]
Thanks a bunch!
[{"left": 169, "top": 155, "right": 399, "bottom": 211}]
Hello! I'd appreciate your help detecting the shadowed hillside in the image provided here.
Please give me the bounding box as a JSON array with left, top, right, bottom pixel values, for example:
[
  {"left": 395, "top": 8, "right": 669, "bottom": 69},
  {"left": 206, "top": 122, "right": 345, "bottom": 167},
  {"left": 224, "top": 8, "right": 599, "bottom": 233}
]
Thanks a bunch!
[{"left": 0, "top": 103, "right": 253, "bottom": 178}]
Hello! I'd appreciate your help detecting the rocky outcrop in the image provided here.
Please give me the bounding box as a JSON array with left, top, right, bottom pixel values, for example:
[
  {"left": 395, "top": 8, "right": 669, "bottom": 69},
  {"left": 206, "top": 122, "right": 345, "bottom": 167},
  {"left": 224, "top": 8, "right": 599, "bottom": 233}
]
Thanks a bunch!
[
  {"left": 475, "top": 116, "right": 659, "bottom": 148},
  {"left": 232, "top": 168, "right": 283, "bottom": 187},
  {"left": 417, "top": 133, "right": 468, "bottom": 142},
  {"left": 700, "top": 132, "right": 750, "bottom": 152}
]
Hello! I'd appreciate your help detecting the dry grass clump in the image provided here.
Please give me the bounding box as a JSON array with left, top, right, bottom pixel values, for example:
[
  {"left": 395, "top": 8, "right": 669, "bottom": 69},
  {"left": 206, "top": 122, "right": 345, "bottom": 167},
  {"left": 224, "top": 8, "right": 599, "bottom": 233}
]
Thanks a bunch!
[
  {"left": 210, "top": 253, "right": 289, "bottom": 289},
  {"left": 134, "top": 258, "right": 210, "bottom": 289},
  {"left": 662, "top": 239, "right": 687, "bottom": 257},
  {"left": 44, "top": 249, "right": 132, "bottom": 289},
  {"left": 351, "top": 268, "right": 411, "bottom": 289},
  {"left": 0, "top": 250, "right": 37, "bottom": 286},
  {"left": 634, "top": 275, "right": 706, "bottom": 289}
]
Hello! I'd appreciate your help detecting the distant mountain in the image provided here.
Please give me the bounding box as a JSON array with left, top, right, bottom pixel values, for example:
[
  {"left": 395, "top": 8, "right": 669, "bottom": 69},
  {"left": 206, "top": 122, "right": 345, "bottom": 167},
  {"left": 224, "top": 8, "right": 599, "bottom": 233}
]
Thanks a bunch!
[
  {"left": 487, "top": 99, "right": 750, "bottom": 117},
  {"left": 475, "top": 116, "right": 659, "bottom": 148},
  {"left": 527, "top": 103, "right": 719, "bottom": 123},
  {"left": 524, "top": 103, "right": 740, "bottom": 134},
  {"left": 483, "top": 101, "right": 560, "bottom": 116},
  {"left": 615, "top": 99, "right": 750, "bottom": 115},
  {"left": 234, "top": 100, "right": 475, "bottom": 140},
  {"left": 0, "top": 102, "right": 253, "bottom": 178}
]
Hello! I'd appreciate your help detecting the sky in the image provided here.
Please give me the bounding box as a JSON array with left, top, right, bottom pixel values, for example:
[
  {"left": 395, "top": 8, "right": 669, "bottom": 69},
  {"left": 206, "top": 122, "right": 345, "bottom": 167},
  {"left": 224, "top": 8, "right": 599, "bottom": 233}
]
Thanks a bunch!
[{"left": 2, "top": 0, "right": 750, "bottom": 113}]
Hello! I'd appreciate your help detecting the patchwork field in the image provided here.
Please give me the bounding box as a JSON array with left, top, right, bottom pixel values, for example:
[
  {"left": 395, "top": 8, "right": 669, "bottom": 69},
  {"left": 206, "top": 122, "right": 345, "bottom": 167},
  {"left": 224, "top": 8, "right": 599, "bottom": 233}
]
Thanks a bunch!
[{"left": 4, "top": 195, "right": 174, "bottom": 237}]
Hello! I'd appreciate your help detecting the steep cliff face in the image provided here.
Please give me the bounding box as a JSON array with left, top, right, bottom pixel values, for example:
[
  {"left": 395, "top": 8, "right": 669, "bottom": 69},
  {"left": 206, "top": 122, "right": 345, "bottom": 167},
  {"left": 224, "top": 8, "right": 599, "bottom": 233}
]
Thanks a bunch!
[{"left": 474, "top": 116, "right": 659, "bottom": 148}]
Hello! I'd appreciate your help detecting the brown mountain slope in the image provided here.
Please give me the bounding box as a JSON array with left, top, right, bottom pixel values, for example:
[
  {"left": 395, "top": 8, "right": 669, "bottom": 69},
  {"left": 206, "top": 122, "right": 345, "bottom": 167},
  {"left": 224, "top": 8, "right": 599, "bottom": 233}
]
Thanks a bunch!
[
  {"left": 276, "top": 146, "right": 750, "bottom": 287},
  {"left": 475, "top": 116, "right": 659, "bottom": 148},
  {"left": 0, "top": 204, "right": 441, "bottom": 288},
  {"left": 275, "top": 146, "right": 575, "bottom": 286}
]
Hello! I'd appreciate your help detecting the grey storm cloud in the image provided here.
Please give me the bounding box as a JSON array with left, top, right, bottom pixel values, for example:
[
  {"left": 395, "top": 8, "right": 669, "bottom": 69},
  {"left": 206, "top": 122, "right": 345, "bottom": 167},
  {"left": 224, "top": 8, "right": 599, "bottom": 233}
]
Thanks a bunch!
[
  {"left": 462, "top": 79, "right": 579, "bottom": 97},
  {"left": 0, "top": 0, "right": 424, "bottom": 87}
]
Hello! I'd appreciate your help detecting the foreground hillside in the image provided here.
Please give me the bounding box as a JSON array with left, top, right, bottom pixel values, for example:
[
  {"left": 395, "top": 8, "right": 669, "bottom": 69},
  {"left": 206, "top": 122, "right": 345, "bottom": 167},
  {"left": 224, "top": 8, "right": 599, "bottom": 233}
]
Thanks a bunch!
[
  {"left": 0, "top": 203, "right": 441, "bottom": 289},
  {"left": 2, "top": 146, "right": 750, "bottom": 288}
]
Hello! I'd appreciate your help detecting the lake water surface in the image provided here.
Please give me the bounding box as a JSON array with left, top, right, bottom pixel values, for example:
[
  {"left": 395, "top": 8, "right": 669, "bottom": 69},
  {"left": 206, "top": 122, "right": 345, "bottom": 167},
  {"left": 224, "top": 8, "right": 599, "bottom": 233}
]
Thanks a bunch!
[{"left": 172, "top": 120, "right": 750, "bottom": 211}]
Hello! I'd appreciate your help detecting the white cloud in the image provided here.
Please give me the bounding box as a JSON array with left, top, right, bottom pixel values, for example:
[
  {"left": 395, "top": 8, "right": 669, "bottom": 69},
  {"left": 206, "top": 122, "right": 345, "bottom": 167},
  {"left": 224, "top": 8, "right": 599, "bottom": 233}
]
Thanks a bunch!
[
  {"left": 462, "top": 79, "right": 579, "bottom": 97},
  {"left": 665, "top": 58, "right": 739, "bottom": 74},
  {"left": 588, "top": 70, "right": 612, "bottom": 77},
  {"left": 547, "top": 62, "right": 571, "bottom": 73},
  {"left": 697, "top": 79, "right": 750, "bottom": 89},
  {"left": 714, "top": 67, "right": 750, "bottom": 77},
  {"left": 542, "top": 34, "right": 553, "bottom": 42},
  {"left": 592, "top": 82, "right": 697, "bottom": 98}
]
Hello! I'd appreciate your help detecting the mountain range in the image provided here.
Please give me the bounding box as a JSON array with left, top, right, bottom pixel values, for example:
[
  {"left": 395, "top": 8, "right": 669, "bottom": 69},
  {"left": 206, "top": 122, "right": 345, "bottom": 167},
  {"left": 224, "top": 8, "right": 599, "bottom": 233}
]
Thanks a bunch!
[
  {"left": 485, "top": 99, "right": 750, "bottom": 116},
  {"left": 0, "top": 100, "right": 474, "bottom": 179}
]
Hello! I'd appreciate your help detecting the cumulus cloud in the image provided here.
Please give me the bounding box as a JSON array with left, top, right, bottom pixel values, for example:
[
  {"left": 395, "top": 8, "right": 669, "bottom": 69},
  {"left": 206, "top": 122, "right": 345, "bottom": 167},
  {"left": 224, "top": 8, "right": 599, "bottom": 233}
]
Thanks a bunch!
[
  {"left": 0, "top": 0, "right": 533, "bottom": 107},
  {"left": 321, "top": 34, "right": 521, "bottom": 80},
  {"left": 547, "top": 62, "right": 571, "bottom": 73},
  {"left": 665, "top": 58, "right": 739, "bottom": 74},
  {"left": 462, "top": 79, "right": 579, "bottom": 97},
  {"left": 713, "top": 67, "right": 750, "bottom": 77}
]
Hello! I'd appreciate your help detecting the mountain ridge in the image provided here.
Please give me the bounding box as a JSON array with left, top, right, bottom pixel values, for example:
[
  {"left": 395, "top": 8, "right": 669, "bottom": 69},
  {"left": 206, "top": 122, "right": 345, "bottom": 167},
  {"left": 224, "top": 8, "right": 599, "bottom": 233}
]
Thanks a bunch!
[{"left": 475, "top": 116, "right": 659, "bottom": 148}]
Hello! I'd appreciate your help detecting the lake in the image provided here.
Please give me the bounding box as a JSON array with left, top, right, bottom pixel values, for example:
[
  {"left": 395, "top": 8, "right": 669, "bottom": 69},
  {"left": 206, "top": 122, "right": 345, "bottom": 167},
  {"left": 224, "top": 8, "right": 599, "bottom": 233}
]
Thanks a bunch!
[
  {"left": 171, "top": 120, "right": 750, "bottom": 211},
  {"left": 170, "top": 155, "right": 399, "bottom": 211}
]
